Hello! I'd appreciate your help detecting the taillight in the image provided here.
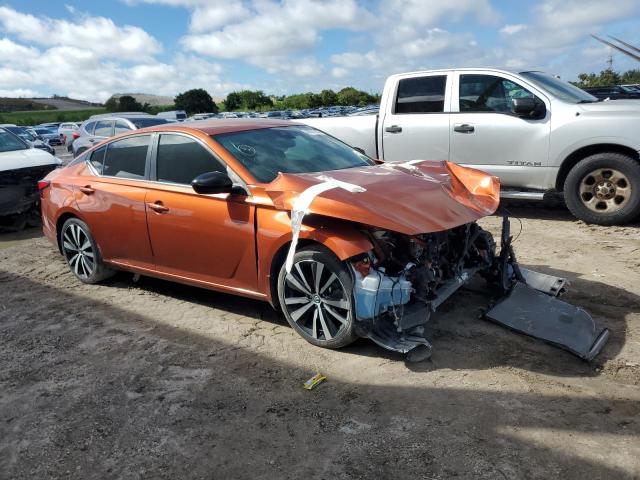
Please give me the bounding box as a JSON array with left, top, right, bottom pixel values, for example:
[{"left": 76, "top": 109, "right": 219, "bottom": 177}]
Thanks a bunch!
[
  {"left": 38, "top": 180, "right": 50, "bottom": 197},
  {"left": 72, "top": 132, "right": 80, "bottom": 139}
]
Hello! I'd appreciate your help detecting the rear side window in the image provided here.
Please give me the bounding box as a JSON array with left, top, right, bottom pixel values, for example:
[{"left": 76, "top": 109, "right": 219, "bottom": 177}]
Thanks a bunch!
[
  {"left": 83, "top": 122, "right": 96, "bottom": 135},
  {"left": 103, "top": 135, "right": 150, "bottom": 179},
  {"left": 156, "top": 134, "right": 225, "bottom": 184},
  {"left": 114, "top": 120, "right": 131, "bottom": 135},
  {"left": 89, "top": 145, "right": 107, "bottom": 174},
  {"left": 395, "top": 75, "right": 447, "bottom": 114},
  {"left": 94, "top": 120, "right": 113, "bottom": 137}
]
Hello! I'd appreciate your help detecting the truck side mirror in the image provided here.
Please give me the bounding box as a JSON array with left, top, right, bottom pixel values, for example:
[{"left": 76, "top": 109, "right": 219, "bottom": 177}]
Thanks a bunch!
[{"left": 511, "top": 97, "right": 546, "bottom": 120}]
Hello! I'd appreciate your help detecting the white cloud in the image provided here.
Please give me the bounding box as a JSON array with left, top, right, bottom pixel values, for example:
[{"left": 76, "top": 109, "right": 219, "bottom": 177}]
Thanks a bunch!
[
  {"left": 0, "top": 6, "right": 161, "bottom": 60},
  {"left": 500, "top": 24, "right": 527, "bottom": 35}
]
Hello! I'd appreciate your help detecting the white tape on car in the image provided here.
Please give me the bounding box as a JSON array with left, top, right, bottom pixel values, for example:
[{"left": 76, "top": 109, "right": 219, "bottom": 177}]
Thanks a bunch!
[{"left": 285, "top": 175, "right": 366, "bottom": 273}]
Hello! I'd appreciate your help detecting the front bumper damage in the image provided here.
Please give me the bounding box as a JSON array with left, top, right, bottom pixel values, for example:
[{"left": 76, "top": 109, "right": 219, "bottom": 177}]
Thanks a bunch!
[{"left": 350, "top": 217, "right": 610, "bottom": 362}]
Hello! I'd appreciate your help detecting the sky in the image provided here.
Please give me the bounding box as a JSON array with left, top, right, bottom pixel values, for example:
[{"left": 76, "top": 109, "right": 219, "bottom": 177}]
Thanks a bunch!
[{"left": 0, "top": 0, "right": 639, "bottom": 102}]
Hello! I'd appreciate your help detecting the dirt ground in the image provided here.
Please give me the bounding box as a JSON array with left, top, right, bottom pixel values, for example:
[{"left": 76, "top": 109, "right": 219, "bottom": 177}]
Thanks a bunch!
[{"left": 0, "top": 203, "right": 639, "bottom": 479}]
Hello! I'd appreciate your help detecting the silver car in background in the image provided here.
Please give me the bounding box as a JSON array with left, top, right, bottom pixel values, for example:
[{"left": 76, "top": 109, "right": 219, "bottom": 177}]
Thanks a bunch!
[{"left": 72, "top": 115, "right": 172, "bottom": 157}]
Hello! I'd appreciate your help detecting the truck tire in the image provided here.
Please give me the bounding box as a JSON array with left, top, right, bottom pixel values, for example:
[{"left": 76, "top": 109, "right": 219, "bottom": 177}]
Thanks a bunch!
[
  {"left": 564, "top": 152, "right": 640, "bottom": 225},
  {"left": 277, "top": 246, "right": 358, "bottom": 349}
]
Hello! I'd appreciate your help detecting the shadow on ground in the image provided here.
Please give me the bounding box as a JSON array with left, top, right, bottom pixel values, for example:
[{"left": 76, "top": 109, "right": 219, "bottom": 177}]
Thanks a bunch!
[{"left": 1, "top": 269, "right": 638, "bottom": 479}]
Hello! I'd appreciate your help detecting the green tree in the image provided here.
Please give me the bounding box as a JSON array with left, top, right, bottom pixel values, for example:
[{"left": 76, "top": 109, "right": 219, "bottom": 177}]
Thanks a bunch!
[
  {"left": 174, "top": 88, "right": 217, "bottom": 114},
  {"left": 319, "top": 89, "right": 337, "bottom": 106},
  {"left": 117, "top": 95, "right": 143, "bottom": 111},
  {"left": 104, "top": 96, "right": 118, "bottom": 112},
  {"left": 224, "top": 90, "right": 273, "bottom": 111}
]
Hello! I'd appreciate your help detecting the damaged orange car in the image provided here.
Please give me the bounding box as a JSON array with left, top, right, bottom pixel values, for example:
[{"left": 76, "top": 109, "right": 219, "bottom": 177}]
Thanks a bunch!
[{"left": 40, "top": 120, "right": 609, "bottom": 361}]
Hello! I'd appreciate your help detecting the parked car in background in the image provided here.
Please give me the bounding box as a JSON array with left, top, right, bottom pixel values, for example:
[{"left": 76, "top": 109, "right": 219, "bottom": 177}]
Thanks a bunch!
[
  {"left": 0, "top": 126, "right": 60, "bottom": 228},
  {"left": 72, "top": 115, "right": 172, "bottom": 157},
  {"left": 157, "top": 110, "right": 187, "bottom": 122},
  {"left": 33, "top": 127, "right": 63, "bottom": 146},
  {"left": 1, "top": 125, "right": 55, "bottom": 155},
  {"left": 185, "top": 113, "right": 218, "bottom": 122},
  {"left": 58, "top": 122, "right": 79, "bottom": 145},
  {"left": 582, "top": 85, "right": 640, "bottom": 100},
  {"left": 299, "top": 68, "right": 640, "bottom": 225}
]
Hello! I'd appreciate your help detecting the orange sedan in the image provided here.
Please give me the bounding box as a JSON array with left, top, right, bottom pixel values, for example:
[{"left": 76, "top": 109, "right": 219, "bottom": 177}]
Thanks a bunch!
[{"left": 40, "top": 119, "right": 608, "bottom": 361}]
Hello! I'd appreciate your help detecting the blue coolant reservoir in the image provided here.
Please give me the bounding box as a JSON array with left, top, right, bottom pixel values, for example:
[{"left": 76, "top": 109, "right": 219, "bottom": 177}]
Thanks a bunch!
[{"left": 353, "top": 269, "right": 412, "bottom": 320}]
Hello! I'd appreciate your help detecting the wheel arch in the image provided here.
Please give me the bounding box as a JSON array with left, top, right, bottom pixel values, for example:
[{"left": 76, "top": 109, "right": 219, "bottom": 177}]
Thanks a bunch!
[
  {"left": 556, "top": 143, "right": 640, "bottom": 191},
  {"left": 55, "top": 211, "right": 84, "bottom": 254}
]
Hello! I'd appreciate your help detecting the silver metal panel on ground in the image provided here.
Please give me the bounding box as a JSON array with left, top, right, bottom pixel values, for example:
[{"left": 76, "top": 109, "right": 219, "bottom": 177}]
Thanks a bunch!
[
  {"left": 486, "top": 282, "right": 609, "bottom": 360},
  {"left": 520, "top": 268, "right": 568, "bottom": 296}
]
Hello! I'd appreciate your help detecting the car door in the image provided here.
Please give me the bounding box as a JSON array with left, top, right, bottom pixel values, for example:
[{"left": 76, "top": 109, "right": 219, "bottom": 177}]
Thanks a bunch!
[
  {"left": 144, "top": 132, "right": 258, "bottom": 293},
  {"left": 449, "top": 71, "right": 551, "bottom": 189},
  {"left": 380, "top": 71, "right": 452, "bottom": 162},
  {"left": 74, "top": 134, "right": 154, "bottom": 269}
]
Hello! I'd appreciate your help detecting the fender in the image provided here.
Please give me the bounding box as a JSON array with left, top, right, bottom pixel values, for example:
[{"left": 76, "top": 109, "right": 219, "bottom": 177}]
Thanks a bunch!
[{"left": 256, "top": 208, "right": 373, "bottom": 303}]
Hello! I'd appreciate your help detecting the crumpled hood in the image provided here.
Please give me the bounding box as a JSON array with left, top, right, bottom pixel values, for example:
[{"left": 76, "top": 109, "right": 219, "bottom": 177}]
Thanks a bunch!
[
  {"left": 0, "top": 147, "right": 61, "bottom": 173},
  {"left": 265, "top": 160, "right": 500, "bottom": 234}
]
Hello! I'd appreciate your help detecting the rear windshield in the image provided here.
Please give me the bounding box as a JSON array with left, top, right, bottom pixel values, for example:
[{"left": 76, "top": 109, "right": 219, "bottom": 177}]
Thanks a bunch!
[
  {"left": 130, "top": 118, "right": 171, "bottom": 129},
  {"left": 212, "top": 125, "right": 373, "bottom": 183},
  {"left": 0, "top": 130, "right": 28, "bottom": 152}
]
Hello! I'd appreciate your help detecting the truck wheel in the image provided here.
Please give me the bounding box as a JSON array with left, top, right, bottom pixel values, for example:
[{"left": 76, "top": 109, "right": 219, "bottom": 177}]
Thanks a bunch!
[
  {"left": 277, "top": 246, "right": 358, "bottom": 349},
  {"left": 564, "top": 153, "right": 640, "bottom": 225}
]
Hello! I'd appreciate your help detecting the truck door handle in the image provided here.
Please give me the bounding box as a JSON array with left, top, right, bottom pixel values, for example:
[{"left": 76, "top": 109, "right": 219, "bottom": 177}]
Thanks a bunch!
[
  {"left": 385, "top": 125, "right": 402, "bottom": 133},
  {"left": 79, "top": 185, "right": 95, "bottom": 195},
  {"left": 454, "top": 124, "right": 475, "bottom": 133},
  {"left": 147, "top": 201, "right": 169, "bottom": 214}
]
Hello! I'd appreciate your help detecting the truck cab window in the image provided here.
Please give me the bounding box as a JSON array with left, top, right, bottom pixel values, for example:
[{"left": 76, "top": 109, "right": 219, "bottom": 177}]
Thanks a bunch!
[
  {"left": 395, "top": 75, "right": 446, "bottom": 114},
  {"left": 459, "top": 74, "right": 534, "bottom": 113}
]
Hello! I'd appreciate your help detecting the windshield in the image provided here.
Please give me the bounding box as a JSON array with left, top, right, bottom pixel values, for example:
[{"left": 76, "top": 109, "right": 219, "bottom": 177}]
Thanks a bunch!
[
  {"left": 212, "top": 125, "right": 374, "bottom": 183},
  {"left": 520, "top": 71, "right": 598, "bottom": 103},
  {"left": 130, "top": 118, "right": 171, "bottom": 128},
  {"left": 0, "top": 130, "right": 29, "bottom": 152},
  {"left": 5, "top": 126, "right": 35, "bottom": 142},
  {"left": 35, "top": 128, "right": 54, "bottom": 135}
]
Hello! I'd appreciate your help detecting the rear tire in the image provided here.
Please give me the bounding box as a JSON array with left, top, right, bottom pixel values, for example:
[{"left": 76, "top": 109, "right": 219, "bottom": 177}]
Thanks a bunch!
[
  {"left": 564, "top": 152, "right": 640, "bottom": 225},
  {"left": 277, "top": 246, "right": 357, "bottom": 349},
  {"left": 60, "top": 218, "right": 115, "bottom": 284}
]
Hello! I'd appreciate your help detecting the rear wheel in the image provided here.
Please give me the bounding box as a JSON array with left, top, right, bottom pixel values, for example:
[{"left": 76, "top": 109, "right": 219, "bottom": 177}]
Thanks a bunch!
[
  {"left": 60, "top": 218, "right": 114, "bottom": 283},
  {"left": 277, "top": 246, "right": 357, "bottom": 349},
  {"left": 564, "top": 153, "right": 640, "bottom": 225}
]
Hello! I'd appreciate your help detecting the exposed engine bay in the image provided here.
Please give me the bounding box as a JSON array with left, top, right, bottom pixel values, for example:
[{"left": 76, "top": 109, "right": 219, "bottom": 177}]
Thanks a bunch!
[{"left": 349, "top": 217, "right": 610, "bottom": 362}]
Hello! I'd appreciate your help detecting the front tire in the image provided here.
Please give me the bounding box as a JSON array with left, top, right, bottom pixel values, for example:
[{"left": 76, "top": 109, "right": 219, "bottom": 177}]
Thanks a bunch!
[
  {"left": 277, "top": 246, "right": 358, "bottom": 349},
  {"left": 60, "top": 218, "right": 115, "bottom": 284},
  {"left": 564, "top": 152, "right": 640, "bottom": 225}
]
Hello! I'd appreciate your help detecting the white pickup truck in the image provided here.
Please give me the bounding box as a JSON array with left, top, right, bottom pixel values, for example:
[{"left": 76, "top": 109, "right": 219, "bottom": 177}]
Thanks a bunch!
[{"left": 300, "top": 68, "right": 640, "bottom": 225}]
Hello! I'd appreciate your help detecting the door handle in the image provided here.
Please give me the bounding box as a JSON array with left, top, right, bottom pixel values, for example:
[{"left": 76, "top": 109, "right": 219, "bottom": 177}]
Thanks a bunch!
[
  {"left": 385, "top": 125, "right": 402, "bottom": 133},
  {"left": 453, "top": 123, "right": 475, "bottom": 133},
  {"left": 147, "top": 201, "right": 169, "bottom": 213},
  {"left": 89, "top": 138, "right": 96, "bottom": 142},
  {"left": 79, "top": 185, "right": 95, "bottom": 195}
]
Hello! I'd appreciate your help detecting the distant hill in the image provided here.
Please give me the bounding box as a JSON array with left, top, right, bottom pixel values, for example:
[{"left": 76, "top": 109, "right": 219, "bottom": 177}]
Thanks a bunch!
[
  {"left": 111, "top": 93, "right": 175, "bottom": 107},
  {"left": 0, "top": 96, "right": 102, "bottom": 112}
]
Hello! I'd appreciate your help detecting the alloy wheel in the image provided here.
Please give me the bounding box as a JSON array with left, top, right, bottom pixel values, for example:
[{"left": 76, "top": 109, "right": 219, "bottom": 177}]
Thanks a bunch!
[
  {"left": 579, "top": 168, "right": 631, "bottom": 213},
  {"left": 62, "top": 223, "right": 95, "bottom": 279},
  {"left": 282, "top": 260, "right": 351, "bottom": 341}
]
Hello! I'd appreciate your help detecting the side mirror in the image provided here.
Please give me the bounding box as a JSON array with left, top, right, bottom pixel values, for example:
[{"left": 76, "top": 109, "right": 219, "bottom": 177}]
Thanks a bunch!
[
  {"left": 511, "top": 97, "right": 546, "bottom": 119},
  {"left": 353, "top": 147, "right": 366, "bottom": 155},
  {"left": 191, "top": 171, "right": 233, "bottom": 194}
]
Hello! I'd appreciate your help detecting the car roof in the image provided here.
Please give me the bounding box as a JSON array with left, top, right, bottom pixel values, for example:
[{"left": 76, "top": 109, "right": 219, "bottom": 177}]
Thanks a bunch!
[{"left": 141, "top": 118, "right": 294, "bottom": 136}]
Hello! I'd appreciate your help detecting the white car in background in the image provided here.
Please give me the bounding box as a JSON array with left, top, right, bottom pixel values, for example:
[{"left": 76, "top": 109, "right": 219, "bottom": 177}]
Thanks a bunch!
[
  {"left": 57, "top": 122, "right": 80, "bottom": 146},
  {"left": 0, "top": 127, "right": 61, "bottom": 228}
]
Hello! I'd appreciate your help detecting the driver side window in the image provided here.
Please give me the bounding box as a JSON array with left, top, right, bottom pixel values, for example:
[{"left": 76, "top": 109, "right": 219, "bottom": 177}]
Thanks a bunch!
[
  {"left": 156, "top": 134, "right": 226, "bottom": 184},
  {"left": 459, "top": 74, "right": 534, "bottom": 113}
]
